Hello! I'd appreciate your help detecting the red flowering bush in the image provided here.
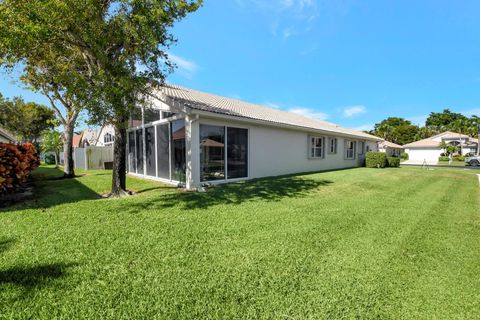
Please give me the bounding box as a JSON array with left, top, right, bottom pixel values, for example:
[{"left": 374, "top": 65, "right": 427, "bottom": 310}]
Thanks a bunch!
[{"left": 0, "top": 143, "right": 40, "bottom": 194}]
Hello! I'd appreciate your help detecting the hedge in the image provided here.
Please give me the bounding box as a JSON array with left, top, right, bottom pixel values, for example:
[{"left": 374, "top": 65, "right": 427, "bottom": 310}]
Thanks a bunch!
[
  {"left": 387, "top": 156, "right": 400, "bottom": 167},
  {"left": 400, "top": 152, "right": 408, "bottom": 160},
  {"left": 0, "top": 143, "right": 40, "bottom": 194},
  {"left": 438, "top": 156, "right": 450, "bottom": 162},
  {"left": 366, "top": 152, "right": 387, "bottom": 168},
  {"left": 452, "top": 154, "right": 465, "bottom": 161}
]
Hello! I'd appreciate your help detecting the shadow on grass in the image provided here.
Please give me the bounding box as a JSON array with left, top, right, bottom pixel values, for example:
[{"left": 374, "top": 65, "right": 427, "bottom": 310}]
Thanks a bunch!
[
  {"left": 2, "top": 166, "right": 101, "bottom": 212},
  {"left": 0, "top": 238, "right": 15, "bottom": 254},
  {"left": 124, "top": 175, "right": 333, "bottom": 212},
  {"left": 0, "top": 262, "right": 77, "bottom": 290}
]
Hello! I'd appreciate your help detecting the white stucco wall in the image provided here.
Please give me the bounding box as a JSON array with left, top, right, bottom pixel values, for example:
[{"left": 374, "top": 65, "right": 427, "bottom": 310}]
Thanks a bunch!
[
  {"left": 405, "top": 148, "right": 442, "bottom": 162},
  {"left": 196, "top": 116, "right": 379, "bottom": 182}
]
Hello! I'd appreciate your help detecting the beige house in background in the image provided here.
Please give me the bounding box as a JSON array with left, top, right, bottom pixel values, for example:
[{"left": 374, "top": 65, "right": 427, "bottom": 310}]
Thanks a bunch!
[
  {"left": 378, "top": 140, "right": 404, "bottom": 157},
  {"left": 403, "top": 131, "right": 479, "bottom": 163},
  {"left": 126, "top": 84, "right": 382, "bottom": 190}
]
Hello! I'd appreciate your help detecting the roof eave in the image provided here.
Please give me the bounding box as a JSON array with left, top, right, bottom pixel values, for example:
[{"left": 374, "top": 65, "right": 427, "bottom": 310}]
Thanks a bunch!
[{"left": 189, "top": 108, "right": 382, "bottom": 141}]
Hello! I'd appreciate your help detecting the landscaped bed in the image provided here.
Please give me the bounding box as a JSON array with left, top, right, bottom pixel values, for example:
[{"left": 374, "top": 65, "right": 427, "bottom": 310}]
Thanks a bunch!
[{"left": 1, "top": 165, "right": 479, "bottom": 319}]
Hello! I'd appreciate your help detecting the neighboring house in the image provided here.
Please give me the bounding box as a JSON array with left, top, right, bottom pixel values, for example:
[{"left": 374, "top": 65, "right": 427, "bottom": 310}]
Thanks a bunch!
[
  {"left": 127, "top": 84, "right": 382, "bottom": 190},
  {"left": 0, "top": 127, "right": 16, "bottom": 143},
  {"left": 96, "top": 125, "right": 116, "bottom": 147},
  {"left": 403, "top": 131, "right": 479, "bottom": 163},
  {"left": 378, "top": 140, "right": 404, "bottom": 157}
]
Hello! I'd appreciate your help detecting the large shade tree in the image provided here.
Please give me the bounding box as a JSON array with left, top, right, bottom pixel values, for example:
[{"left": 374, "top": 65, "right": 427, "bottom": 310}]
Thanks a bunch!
[{"left": 0, "top": 0, "right": 202, "bottom": 194}]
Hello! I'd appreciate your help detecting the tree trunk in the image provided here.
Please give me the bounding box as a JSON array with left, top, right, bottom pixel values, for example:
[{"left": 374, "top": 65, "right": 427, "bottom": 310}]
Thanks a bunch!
[
  {"left": 63, "top": 121, "right": 75, "bottom": 178},
  {"left": 111, "top": 119, "right": 128, "bottom": 196}
]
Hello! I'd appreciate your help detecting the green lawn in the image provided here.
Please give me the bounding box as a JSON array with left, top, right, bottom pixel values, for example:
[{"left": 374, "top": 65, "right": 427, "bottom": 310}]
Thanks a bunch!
[
  {"left": 1, "top": 165, "right": 479, "bottom": 319},
  {"left": 438, "top": 160, "right": 466, "bottom": 166}
]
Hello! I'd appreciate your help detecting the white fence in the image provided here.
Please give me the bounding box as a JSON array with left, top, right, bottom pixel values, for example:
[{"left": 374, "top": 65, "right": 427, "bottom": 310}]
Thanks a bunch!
[{"left": 74, "top": 146, "right": 114, "bottom": 170}]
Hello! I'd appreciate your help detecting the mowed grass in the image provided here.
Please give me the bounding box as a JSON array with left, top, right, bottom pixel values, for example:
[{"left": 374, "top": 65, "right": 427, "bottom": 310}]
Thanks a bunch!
[{"left": 1, "top": 165, "right": 480, "bottom": 319}]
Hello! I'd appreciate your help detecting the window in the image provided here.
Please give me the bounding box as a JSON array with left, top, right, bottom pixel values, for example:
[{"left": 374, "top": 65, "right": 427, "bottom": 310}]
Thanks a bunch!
[
  {"left": 366, "top": 145, "right": 371, "bottom": 153},
  {"left": 328, "top": 138, "right": 337, "bottom": 154},
  {"left": 162, "top": 111, "right": 178, "bottom": 119},
  {"left": 200, "top": 124, "right": 249, "bottom": 182},
  {"left": 358, "top": 141, "right": 365, "bottom": 155},
  {"left": 310, "top": 136, "right": 324, "bottom": 158},
  {"left": 200, "top": 125, "right": 225, "bottom": 181},
  {"left": 345, "top": 140, "right": 356, "bottom": 159},
  {"left": 104, "top": 132, "right": 114, "bottom": 144},
  {"left": 227, "top": 127, "right": 248, "bottom": 179},
  {"left": 144, "top": 108, "right": 160, "bottom": 124}
]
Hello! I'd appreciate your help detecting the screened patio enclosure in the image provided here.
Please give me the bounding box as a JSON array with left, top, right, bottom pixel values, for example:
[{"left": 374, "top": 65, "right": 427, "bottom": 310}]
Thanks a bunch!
[{"left": 127, "top": 117, "right": 186, "bottom": 184}]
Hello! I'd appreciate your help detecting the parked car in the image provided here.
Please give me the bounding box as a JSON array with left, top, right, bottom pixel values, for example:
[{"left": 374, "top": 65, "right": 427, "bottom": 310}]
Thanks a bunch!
[{"left": 465, "top": 154, "right": 480, "bottom": 166}]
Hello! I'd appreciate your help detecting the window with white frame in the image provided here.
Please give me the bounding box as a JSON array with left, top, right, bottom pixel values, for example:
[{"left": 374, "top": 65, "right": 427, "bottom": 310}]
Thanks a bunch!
[
  {"left": 345, "top": 140, "right": 355, "bottom": 159},
  {"left": 104, "top": 132, "right": 114, "bottom": 144},
  {"left": 328, "top": 137, "right": 337, "bottom": 154},
  {"left": 310, "top": 136, "right": 324, "bottom": 158}
]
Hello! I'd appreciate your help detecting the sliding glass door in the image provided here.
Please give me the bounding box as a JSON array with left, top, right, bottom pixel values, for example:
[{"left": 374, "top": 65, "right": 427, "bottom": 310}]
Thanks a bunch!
[
  {"left": 200, "top": 124, "right": 248, "bottom": 182},
  {"left": 227, "top": 127, "right": 248, "bottom": 179},
  {"left": 200, "top": 125, "right": 225, "bottom": 181}
]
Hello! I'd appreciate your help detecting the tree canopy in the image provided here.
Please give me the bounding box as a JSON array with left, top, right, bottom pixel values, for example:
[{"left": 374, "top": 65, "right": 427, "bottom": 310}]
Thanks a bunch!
[
  {"left": 0, "top": 95, "right": 55, "bottom": 142},
  {"left": 0, "top": 0, "right": 202, "bottom": 193}
]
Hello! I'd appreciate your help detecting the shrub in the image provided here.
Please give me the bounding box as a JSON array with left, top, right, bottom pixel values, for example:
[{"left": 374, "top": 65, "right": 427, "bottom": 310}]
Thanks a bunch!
[
  {"left": 366, "top": 152, "right": 387, "bottom": 168},
  {"left": 400, "top": 152, "right": 409, "bottom": 160},
  {"left": 0, "top": 143, "right": 40, "bottom": 194},
  {"left": 452, "top": 154, "right": 465, "bottom": 161},
  {"left": 44, "top": 153, "right": 56, "bottom": 165},
  {"left": 438, "top": 156, "right": 450, "bottom": 162},
  {"left": 387, "top": 157, "right": 400, "bottom": 167}
]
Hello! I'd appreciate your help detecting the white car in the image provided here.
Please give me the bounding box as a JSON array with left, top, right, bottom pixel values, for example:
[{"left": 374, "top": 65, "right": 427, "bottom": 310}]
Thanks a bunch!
[{"left": 465, "top": 154, "right": 480, "bottom": 166}]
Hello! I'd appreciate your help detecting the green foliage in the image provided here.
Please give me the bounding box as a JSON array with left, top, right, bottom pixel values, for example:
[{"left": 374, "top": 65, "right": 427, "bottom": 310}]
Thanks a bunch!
[
  {"left": 400, "top": 152, "right": 409, "bottom": 160},
  {"left": 386, "top": 156, "right": 400, "bottom": 167},
  {"left": 1, "top": 166, "right": 480, "bottom": 318},
  {"left": 370, "top": 117, "right": 419, "bottom": 145},
  {"left": 0, "top": 0, "right": 201, "bottom": 193},
  {"left": 41, "top": 130, "right": 63, "bottom": 165},
  {"left": 44, "top": 153, "right": 56, "bottom": 165},
  {"left": 452, "top": 154, "right": 465, "bottom": 161},
  {"left": 439, "top": 156, "right": 450, "bottom": 162},
  {"left": 365, "top": 152, "right": 387, "bottom": 168},
  {"left": 0, "top": 96, "right": 55, "bottom": 142},
  {"left": 426, "top": 109, "right": 467, "bottom": 130},
  {"left": 41, "top": 130, "right": 63, "bottom": 154}
]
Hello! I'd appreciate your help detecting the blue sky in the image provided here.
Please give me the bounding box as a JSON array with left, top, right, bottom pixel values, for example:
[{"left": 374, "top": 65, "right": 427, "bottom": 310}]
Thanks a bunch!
[{"left": 2, "top": 0, "right": 480, "bottom": 131}]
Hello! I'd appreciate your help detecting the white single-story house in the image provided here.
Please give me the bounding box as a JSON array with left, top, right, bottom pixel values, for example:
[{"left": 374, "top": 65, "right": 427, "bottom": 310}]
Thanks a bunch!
[
  {"left": 127, "top": 85, "right": 382, "bottom": 190},
  {"left": 403, "top": 131, "right": 479, "bottom": 163},
  {"left": 0, "top": 127, "right": 16, "bottom": 143},
  {"left": 378, "top": 140, "right": 404, "bottom": 157}
]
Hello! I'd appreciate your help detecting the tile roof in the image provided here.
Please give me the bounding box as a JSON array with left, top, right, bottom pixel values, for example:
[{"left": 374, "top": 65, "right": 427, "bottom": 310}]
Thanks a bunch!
[
  {"left": 379, "top": 140, "right": 404, "bottom": 149},
  {"left": 159, "top": 84, "right": 381, "bottom": 141},
  {"left": 403, "top": 131, "right": 478, "bottom": 148}
]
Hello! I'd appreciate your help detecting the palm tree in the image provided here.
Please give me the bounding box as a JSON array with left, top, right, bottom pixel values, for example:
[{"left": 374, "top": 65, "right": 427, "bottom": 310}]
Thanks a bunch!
[{"left": 439, "top": 141, "right": 449, "bottom": 155}]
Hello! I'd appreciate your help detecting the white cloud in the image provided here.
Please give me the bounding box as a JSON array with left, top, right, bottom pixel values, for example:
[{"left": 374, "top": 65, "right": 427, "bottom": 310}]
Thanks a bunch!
[
  {"left": 288, "top": 107, "right": 329, "bottom": 120},
  {"left": 353, "top": 124, "right": 374, "bottom": 131},
  {"left": 462, "top": 108, "right": 480, "bottom": 117},
  {"left": 235, "top": 0, "right": 320, "bottom": 39},
  {"left": 169, "top": 53, "right": 198, "bottom": 79},
  {"left": 342, "top": 105, "right": 367, "bottom": 117}
]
